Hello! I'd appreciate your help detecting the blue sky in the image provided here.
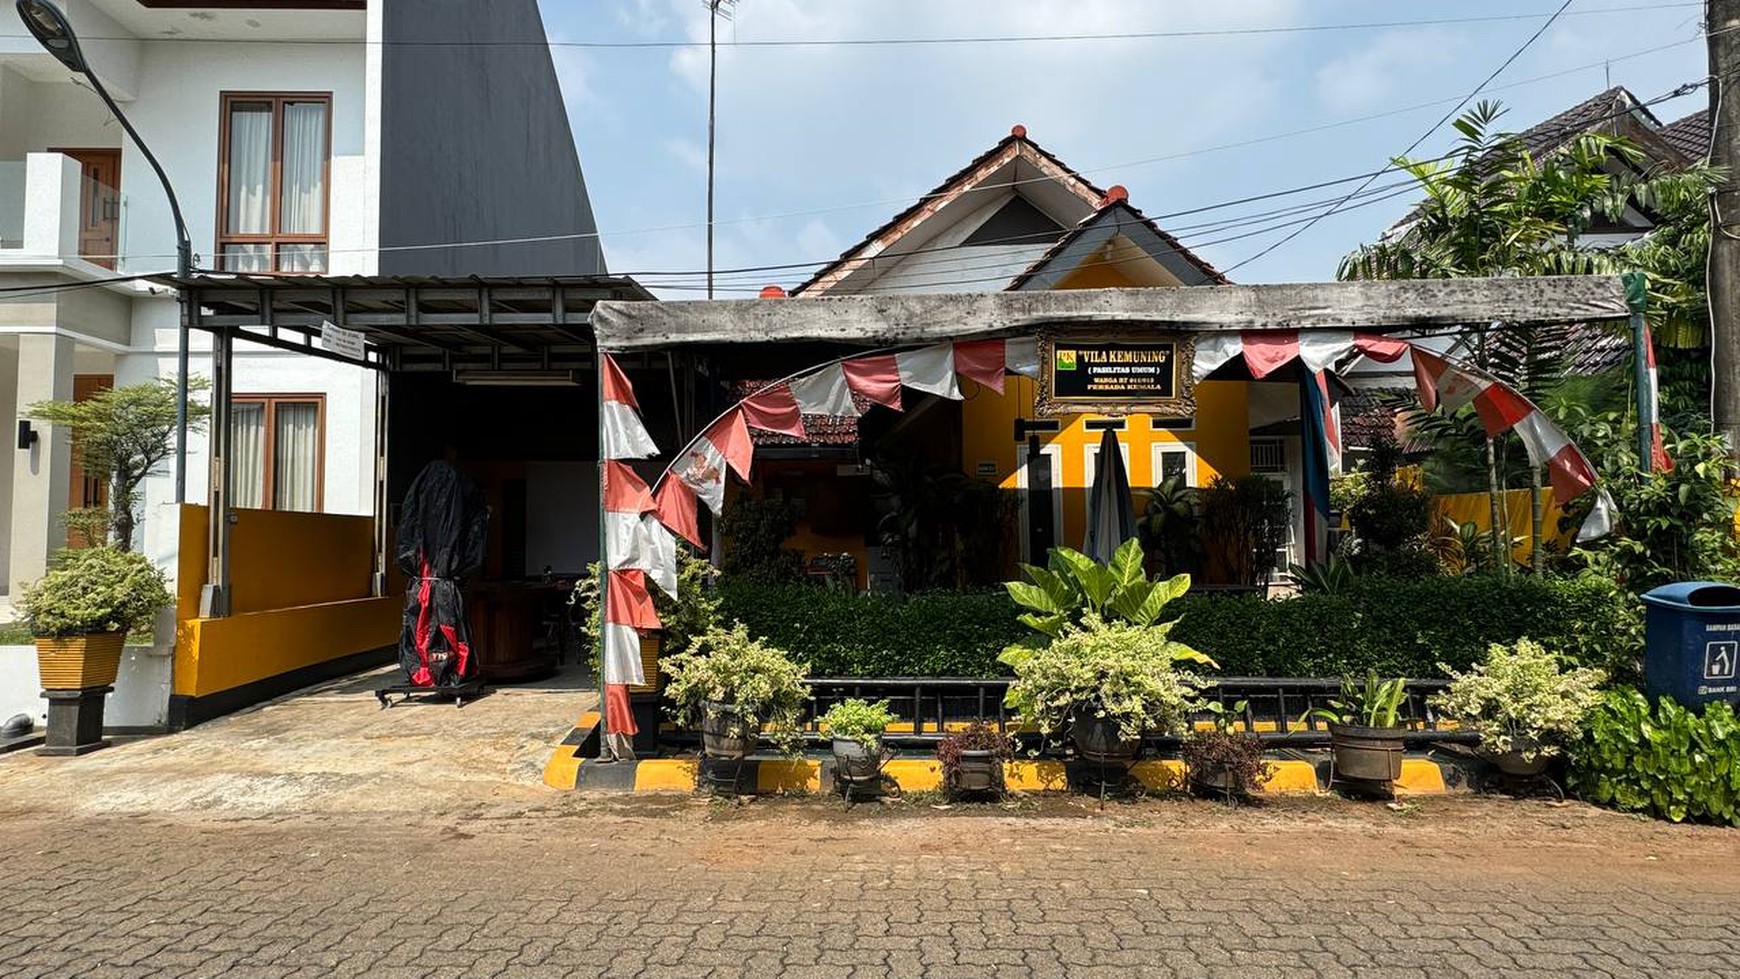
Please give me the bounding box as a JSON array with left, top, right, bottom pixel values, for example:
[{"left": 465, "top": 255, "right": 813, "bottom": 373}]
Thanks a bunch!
[{"left": 538, "top": 1, "right": 1709, "bottom": 295}]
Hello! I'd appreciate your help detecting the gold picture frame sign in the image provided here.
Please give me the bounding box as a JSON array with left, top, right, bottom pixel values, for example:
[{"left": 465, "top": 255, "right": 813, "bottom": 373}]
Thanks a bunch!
[{"left": 1035, "top": 332, "right": 1197, "bottom": 417}]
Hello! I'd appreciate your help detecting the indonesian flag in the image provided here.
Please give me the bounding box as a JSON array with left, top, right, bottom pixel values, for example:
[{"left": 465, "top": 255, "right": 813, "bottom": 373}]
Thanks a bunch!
[
  {"left": 601, "top": 354, "right": 658, "bottom": 460},
  {"left": 1643, "top": 325, "right": 1674, "bottom": 472}
]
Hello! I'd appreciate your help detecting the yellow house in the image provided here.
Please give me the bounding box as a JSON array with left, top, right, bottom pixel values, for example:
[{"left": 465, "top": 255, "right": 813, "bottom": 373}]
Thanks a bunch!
[{"left": 754, "top": 125, "right": 1305, "bottom": 580}]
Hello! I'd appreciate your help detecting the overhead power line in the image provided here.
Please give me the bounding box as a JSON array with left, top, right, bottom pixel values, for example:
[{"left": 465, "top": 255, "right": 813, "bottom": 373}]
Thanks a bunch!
[
  {"left": 1222, "top": 0, "right": 1575, "bottom": 274},
  {"left": 0, "top": 3, "right": 1698, "bottom": 49}
]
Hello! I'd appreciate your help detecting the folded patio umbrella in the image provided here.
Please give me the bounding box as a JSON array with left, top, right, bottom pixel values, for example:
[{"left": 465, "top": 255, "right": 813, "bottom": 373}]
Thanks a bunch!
[
  {"left": 1083, "top": 428, "right": 1135, "bottom": 564},
  {"left": 395, "top": 460, "right": 490, "bottom": 688}
]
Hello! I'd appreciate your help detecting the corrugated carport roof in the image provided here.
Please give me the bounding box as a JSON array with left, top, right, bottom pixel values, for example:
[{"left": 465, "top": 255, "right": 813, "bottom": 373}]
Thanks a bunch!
[
  {"left": 156, "top": 273, "right": 655, "bottom": 371},
  {"left": 588, "top": 276, "right": 1634, "bottom": 353}
]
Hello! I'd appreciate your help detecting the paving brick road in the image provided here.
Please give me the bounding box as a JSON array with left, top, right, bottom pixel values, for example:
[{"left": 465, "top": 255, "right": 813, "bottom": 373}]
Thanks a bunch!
[{"left": 4, "top": 795, "right": 1738, "bottom": 979}]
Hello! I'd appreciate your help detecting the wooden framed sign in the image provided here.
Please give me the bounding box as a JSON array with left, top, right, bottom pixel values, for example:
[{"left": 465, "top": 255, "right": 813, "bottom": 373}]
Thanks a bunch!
[{"left": 1036, "top": 334, "right": 1196, "bottom": 416}]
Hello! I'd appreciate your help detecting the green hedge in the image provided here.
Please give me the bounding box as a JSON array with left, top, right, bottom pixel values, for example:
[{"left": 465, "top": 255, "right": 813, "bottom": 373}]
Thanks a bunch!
[{"left": 716, "top": 575, "right": 1641, "bottom": 680}]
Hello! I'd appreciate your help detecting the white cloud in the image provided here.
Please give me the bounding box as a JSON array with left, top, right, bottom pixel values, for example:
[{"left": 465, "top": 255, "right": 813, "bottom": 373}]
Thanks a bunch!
[{"left": 1315, "top": 29, "right": 1461, "bottom": 113}]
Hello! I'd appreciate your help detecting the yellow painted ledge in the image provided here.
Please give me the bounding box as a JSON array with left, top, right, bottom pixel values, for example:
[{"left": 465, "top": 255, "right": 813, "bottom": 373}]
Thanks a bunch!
[{"left": 541, "top": 711, "right": 600, "bottom": 790}]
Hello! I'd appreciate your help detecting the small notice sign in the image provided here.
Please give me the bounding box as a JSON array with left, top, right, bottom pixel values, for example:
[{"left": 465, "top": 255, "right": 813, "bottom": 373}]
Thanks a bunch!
[
  {"left": 320, "top": 319, "right": 367, "bottom": 360},
  {"left": 1037, "top": 335, "right": 1195, "bottom": 416}
]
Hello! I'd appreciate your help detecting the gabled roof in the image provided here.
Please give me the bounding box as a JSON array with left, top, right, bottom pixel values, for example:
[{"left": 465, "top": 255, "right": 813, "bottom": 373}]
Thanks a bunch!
[
  {"left": 1007, "top": 196, "right": 1227, "bottom": 291},
  {"left": 1516, "top": 86, "right": 1663, "bottom": 157},
  {"left": 792, "top": 125, "right": 1223, "bottom": 295},
  {"left": 1661, "top": 110, "right": 1712, "bottom": 163}
]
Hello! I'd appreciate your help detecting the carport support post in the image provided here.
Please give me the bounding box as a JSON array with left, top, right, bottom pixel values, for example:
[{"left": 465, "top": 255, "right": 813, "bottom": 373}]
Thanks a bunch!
[
  {"left": 594, "top": 354, "right": 614, "bottom": 758},
  {"left": 200, "top": 325, "right": 234, "bottom": 618}
]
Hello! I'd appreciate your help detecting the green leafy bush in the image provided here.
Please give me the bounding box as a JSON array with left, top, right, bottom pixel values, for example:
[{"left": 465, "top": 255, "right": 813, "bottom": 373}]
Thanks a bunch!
[
  {"left": 717, "top": 574, "right": 1640, "bottom": 680},
  {"left": 1430, "top": 639, "right": 1605, "bottom": 759},
  {"left": 1569, "top": 689, "right": 1740, "bottom": 826},
  {"left": 818, "top": 698, "right": 897, "bottom": 748},
  {"left": 662, "top": 623, "right": 809, "bottom": 750},
  {"left": 718, "top": 496, "right": 804, "bottom": 584},
  {"left": 1000, "top": 616, "right": 1209, "bottom": 742},
  {"left": 1005, "top": 539, "right": 1191, "bottom": 638},
  {"left": 17, "top": 547, "right": 172, "bottom": 637}
]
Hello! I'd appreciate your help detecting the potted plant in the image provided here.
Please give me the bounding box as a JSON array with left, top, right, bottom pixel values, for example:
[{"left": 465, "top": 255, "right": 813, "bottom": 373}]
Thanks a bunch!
[
  {"left": 1181, "top": 700, "right": 1273, "bottom": 801},
  {"left": 818, "top": 698, "right": 897, "bottom": 793},
  {"left": 936, "top": 721, "right": 1014, "bottom": 797},
  {"left": 1303, "top": 672, "right": 1411, "bottom": 791},
  {"left": 1430, "top": 639, "right": 1605, "bottom": 778},
  {"left": 1001, "top": 616, "right": 1210, "bottom": 765},
  {"left": 662, "top": 622, "right": 808, "bottom": 760},
  {"left": 17, "top": 546, "right": 172, "bottom": 756}
]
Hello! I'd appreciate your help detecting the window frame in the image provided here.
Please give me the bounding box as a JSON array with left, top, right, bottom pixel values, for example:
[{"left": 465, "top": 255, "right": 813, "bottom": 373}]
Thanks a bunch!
[
  {"left": 215, "top": 91, "right": 333, "bottom": 274},
  {"left": 230, "top": 393, "right": 327, "bottom": 512}
]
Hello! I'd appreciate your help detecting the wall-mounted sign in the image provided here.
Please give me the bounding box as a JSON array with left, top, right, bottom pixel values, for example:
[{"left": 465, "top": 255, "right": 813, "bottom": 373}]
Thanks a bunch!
[{"left": 1036, "top": 334, "right": 1195, "bottom": 417}]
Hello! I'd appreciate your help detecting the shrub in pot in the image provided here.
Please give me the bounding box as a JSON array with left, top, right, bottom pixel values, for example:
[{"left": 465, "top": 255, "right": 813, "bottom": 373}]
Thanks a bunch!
[
  {"left": 17, "top": 546, "right": 172, "bottom": 755},
  {"left": 1181, "top": 700, "right": 1273, "bottom": 801},
  {"left": 1302, "top": 672, "right": 1410, "bottom": 792},
  {"left": 819, "top": 698, "right": 897, "bottom": 791},
  {"left": 1001, "top": 615, "right": 1209, "bottom": 764},
  {"left": 936, "top": 721, "right": 1014, "bottom": 797},
  {"left": 662, "top": 623, "right": 808, "bottom": 760},
  {"left": 1430, "top": 638, "right": 1605, "bottom": 778}
]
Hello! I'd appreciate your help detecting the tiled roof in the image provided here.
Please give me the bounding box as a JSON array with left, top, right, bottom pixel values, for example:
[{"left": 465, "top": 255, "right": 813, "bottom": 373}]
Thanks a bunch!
[
  {"left": 1514, "top": 86, "right": 1657, "bottom": 157},
  {"left": 792, "top": 127, "right": 1223, "bottom": 294},
  {"left": 1660, "top": 110, "right": 1712, "bottom": 163}
]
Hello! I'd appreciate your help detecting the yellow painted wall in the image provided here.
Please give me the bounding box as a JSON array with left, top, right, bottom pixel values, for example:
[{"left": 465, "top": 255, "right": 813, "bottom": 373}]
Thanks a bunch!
[
  {"left": 174, "top": 504, "right": 397, "bottom": 698},
  {"left": 960, "top": 374, "right": 1251, "bottom": 548},
  {"left": 1436, "top": 489, "right": 1568, "bottom": 564}
]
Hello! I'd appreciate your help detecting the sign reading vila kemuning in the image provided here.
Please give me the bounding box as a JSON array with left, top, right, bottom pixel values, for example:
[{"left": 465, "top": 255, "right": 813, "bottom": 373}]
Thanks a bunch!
[{"left": 1036, "top": 336, "right": 1195, "bottom": 416}]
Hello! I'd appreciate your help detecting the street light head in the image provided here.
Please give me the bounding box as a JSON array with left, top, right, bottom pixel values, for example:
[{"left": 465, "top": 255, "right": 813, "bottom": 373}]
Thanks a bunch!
[{"left": 16, "top": 0, "right": 86, "bottom": 74}]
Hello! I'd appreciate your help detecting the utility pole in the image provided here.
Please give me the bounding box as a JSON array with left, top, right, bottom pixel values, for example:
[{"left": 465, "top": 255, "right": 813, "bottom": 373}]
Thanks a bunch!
[
  {"left": 1709, "top": 0, "right": 1740, "bottom": 454},
  {"left": 706, "top": 1, "right": 734, "bottom": 299}
]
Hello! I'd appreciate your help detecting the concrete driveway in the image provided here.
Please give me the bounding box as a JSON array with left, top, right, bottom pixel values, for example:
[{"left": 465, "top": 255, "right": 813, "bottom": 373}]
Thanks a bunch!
[{"left": 0, "top": 661, "right": 596, "bottom": 820}]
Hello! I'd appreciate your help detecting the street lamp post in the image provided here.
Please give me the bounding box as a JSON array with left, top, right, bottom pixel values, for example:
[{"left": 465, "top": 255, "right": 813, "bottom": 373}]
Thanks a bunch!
[{"left": 17, "top": 0, "right": 197, "bottom": 502}]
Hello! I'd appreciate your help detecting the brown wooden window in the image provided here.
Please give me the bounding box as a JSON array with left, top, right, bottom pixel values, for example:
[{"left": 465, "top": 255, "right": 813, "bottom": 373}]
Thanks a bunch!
[
  {"left": 217, "top": 93, "right": 331, "bottom": 273},
  {"left": 231, "top": 395, "right": 325, "bottom": 511}
]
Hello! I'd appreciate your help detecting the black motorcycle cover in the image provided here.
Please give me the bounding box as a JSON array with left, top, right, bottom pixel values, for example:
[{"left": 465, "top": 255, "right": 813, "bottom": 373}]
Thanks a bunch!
[{"left": 395, "top": 461, "right": 490, "bottom": 687}]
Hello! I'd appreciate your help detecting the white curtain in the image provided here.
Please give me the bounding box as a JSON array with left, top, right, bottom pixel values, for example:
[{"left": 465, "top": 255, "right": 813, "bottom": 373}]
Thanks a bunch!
[
  {"left": 273, "top": 402, "right": 320, "bottom": 512},
  {"left": 226, "top": 103, "right": 272, "bottom": 236},
  {"left": 279, "top": 102, "right": 327, "bottom": 235},
  {"left": 231, "top": 402, "right": 266, "bottom": 509}
]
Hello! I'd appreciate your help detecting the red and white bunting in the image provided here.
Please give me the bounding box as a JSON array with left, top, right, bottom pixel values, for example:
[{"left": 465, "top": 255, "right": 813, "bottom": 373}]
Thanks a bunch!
[
  {"left": 841, "top": 354, "right": 904, "bottom": 410},
  {"left": 654, "top": 477, "right": 705, "bottom": 549},
  {"left": 1192, "top": 333, "right": 1243, "bottom": 381},
  {"left": 672, "top": 409, "right": 752, "bottom": 516},
  {"left": 1241, "top": 331, "right": 1300, "bottom": 379},
  {"left": 1005, "top": 338, "right": 1041, "bottom": 378},
  {"left": 740, "top": 382, "right": 807, "bottom": 438},
  {"left": 606, "top": 568, "right": 661, "bottom": 631},
  {"left": 1312, "top": 370, "right": 1342, "bottom": 471},
  {"left": 1299, "top": 331, "right": 1353, "bottom": 373},
  {"left": 788, "top": 363, "right": 862, "bottom": 417},
  {"left": 1643, "top": 325, "right": 1674, "bottom": 472},
  {"left": 953, "top": 339, "right": 1007, "bottom": 393},
  {"left": 1194, "top": 330, "right": 1406, "bottom": 382},
  {"left": 894, "top": 344, "right": 961, "bottom": 399},
  {"left": 601, "top": 354, "right": 659, "bottom": 460},
  {"left": 1511, "top": 411, "right": 1599, "bottom": 504}
]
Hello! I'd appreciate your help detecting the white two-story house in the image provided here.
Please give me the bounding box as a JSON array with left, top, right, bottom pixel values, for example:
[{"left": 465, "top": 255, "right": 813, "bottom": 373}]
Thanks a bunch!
[{"left": 0, "top": 0, "right": 610, "bottom": 728}]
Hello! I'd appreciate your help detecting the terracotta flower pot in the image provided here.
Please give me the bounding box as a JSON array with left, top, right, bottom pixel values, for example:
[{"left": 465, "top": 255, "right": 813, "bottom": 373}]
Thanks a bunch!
[{"left": 35, "top": 633, "right": 125, "bottom": 691}]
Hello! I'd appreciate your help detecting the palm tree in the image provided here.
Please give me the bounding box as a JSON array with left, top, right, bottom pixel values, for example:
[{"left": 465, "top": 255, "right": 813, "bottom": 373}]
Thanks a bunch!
[{"left": 1340, "top": 100, "right": 1719, "bottom": 569}]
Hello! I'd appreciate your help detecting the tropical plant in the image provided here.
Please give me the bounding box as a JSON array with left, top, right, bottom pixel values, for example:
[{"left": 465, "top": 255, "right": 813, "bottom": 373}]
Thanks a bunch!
[
  {"left": 818, "top": 698, "right": 897, "bottom": 749},
  {"left": 1197, "top": 474, "right": 1290, "bottom": 588},
  {"left": 1302, "top": 672, "right": 1409, "bottom": 729},
  {"left": 26, "top": 377, "right": 210, "bottom": 550},
  {"left": 1000, "top": 615, "right": 1211, "bottom": 744},
  {"left": 662, "top": 622, "right": 809, "bottom": 750},
  {"left": 1569, "top": 689, "right": 1739, "bottom": 826},
  {"left": 1430, "top": 639, "right": 1605, "bottom": 760},
  {"left": 871, "top": 454, "right": 1013, "bottom": 591},
  {"left": 1344, "top": 442, "right": 1433, "bottom": 555},
  {"left": 1004, "top": 538, "right": 1194, "bottom": 640},
  {"left": 935, "top": 721, "right": 1015, "bottom": 793},
  {"left": 1289, "top": 554, "right": 1356, "bottom": 595},
  {"left": 17, "top": 546, "right": 173, "bottom": 637},
  {"left": 1136, "top": 475, "right": 1200, "bottom": 577},
  {"left": 718, "top": 496, "right": 804, "bottom": 584}
]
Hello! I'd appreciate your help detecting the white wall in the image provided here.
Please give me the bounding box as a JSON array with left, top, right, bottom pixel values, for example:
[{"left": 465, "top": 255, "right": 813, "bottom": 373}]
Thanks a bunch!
[
  {"left": 114, "top": 39, "right": 372, "bottom": 275},
  {"left": 0, "top": 644, "right": 170, "bottom": 733}
]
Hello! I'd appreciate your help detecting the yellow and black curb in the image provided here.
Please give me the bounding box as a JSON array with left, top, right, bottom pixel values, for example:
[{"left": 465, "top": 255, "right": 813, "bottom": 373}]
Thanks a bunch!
[{"left": 544, "top": 716, "right": 1474, "bottom": 795}]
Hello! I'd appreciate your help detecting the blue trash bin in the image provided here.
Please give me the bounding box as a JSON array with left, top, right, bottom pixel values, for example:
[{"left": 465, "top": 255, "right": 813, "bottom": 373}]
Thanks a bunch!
[{"left": 1640, "top": 581, "right": 1740, "bottom": 708}]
